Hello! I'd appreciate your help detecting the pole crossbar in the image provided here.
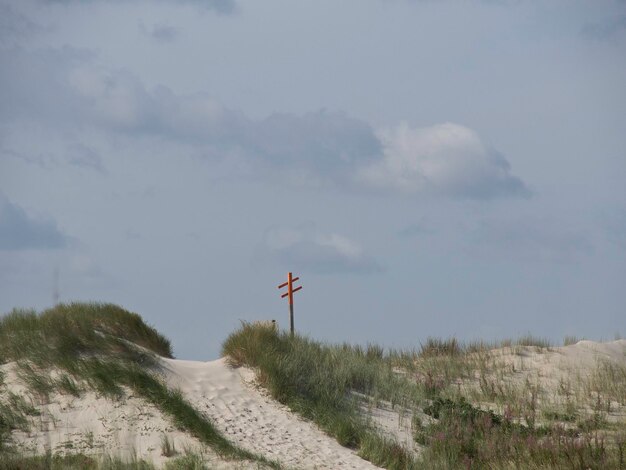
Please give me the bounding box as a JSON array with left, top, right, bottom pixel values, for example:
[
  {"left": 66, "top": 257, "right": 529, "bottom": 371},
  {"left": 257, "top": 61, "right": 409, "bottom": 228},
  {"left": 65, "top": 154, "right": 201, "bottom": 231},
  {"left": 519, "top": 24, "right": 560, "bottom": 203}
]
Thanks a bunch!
[{"left": 277, "top": 272, "right": 302, "bottom": 335}]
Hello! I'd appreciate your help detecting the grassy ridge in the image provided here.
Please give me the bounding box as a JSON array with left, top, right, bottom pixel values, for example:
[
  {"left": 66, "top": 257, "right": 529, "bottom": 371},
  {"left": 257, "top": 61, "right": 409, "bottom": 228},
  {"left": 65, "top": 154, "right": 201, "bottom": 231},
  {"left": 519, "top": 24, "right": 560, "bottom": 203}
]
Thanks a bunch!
[
  {"left": 223, "top": 323, "right": 625, "bottom": 470},
  {"left": 0, "top": 303, "right": 277, "bottom": 469}
]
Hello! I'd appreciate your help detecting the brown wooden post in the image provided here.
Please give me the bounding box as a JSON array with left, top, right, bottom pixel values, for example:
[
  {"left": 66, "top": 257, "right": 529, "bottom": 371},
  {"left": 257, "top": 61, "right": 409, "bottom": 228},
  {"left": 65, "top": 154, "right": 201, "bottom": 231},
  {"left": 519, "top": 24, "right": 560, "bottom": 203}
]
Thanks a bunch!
[{"left": 278, "top": 272, "right": 302, "bottom": 336}]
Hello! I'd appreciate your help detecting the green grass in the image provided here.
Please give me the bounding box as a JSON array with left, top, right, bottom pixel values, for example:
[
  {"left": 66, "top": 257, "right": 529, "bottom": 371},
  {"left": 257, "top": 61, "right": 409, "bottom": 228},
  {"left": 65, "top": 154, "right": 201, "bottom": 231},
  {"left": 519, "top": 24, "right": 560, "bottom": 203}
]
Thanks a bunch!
[{"left": 0, "top": 303, "right": 278, "bottom": 469}]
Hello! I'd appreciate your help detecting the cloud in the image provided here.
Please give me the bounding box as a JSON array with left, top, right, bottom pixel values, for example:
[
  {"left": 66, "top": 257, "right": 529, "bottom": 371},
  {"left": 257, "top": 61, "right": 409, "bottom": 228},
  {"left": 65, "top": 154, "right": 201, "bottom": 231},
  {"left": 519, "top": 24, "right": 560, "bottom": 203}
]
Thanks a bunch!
[
  {"left": 1, "top": 46, "right": 528, "bottom": 200},
  {"left": 0, "top": 193, "right": 68, "bottom": 250},
  {"left": 357, "top": 123, "right": 530, "bottom": 199},
  {"left": 0, "top": 3, "right": 42, "bottom": 46},
  {"left": 259, "top": 226, "right": 382, "bottom": 274},
  {"left": 468, "top": 216, "right": 592, "bottom": 262},
  {"left": 602, "top": 208, "right": 626, "bottom": 249},
  {"left": 139, "top": 22, "right": 180, "bottom": 43},
  {"left": 65, "top": 66, "right": 382, "bottom": 175},
  {"left": 397, "top": 217, "right": 437, "bottom": 238},
  {"left": 40, "top": 0, "right": 237, "bottom": 15},
  {"left": 0, "top": 46, "right": 93, "bottom": 124},
  {"left": 67, "top": 143, "right": 105, "bottom": 173},
  {"left": 581, "top": 15, "right": 626, "bottom": 41}
]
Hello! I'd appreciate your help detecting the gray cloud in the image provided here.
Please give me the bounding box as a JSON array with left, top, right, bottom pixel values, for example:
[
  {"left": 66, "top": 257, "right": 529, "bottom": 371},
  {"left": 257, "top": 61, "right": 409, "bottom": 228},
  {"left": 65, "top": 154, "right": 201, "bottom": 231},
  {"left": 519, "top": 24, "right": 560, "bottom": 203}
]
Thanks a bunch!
[
  {"left": 582, "top": 15, "right": 626, "bottom": 41},
  {"left": 0, "top": 3, "right": 42, "bottom": 46},
  {"left": 397, "top": 217, "right": 437, "bottom": 238},
  {"left": 150, "top": 24, "right": 179, "bottom": 42},
  {"left": 468, "top": 216, "right": 592, "bottom": 262},
  {"left": 1, "top": 46, "right": 529, "bottom": 200},
  {"left": 139, "top": 22, "right": 180, "bottom": 43},
  {"left": 66, "top": 67, "right": 382, "bottom": 178},
  {"left": 67, "top": 143, "right": 105, "bottom": 173},
  {"left": 258, "top": 226, "right": 382, "bottom": 275},
  {"left": 0, "top": 192, "right": 68, "bottom": 250},
  {"left": 40, "top": 0, "right": 237, "bottom": 15},
  {"left": 602, "top": 208, "right": 626, "bottom": 249},
  {"left": 0, "top": 46, "right": 93, "bottom": 123}
]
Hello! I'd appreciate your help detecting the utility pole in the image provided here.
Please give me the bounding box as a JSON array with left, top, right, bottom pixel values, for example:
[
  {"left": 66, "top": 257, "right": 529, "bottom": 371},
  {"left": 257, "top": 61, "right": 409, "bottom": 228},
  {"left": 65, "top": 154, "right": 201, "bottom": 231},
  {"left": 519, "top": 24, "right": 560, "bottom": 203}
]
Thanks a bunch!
[{"left": 278, "top": 272, "right": 302, "bottom": 335}]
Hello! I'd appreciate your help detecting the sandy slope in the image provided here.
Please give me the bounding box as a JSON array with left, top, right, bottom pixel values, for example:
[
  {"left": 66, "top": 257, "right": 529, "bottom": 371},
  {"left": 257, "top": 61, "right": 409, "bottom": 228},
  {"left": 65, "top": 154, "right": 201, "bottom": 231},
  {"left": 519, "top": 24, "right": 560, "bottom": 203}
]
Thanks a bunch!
[
  {"left": 0, "top": 362, "right": 248, "bottom": 469},
  {"left": 159, "top": 357, "right": 381, "bottom": 470}
]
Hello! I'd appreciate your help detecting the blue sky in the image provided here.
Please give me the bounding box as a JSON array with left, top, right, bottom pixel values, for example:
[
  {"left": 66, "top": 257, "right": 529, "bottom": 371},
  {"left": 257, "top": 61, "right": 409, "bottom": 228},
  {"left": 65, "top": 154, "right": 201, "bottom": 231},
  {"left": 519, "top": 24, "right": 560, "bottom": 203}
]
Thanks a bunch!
[{"left": 1, "top": 0, "right": 625, "bottom": 359}]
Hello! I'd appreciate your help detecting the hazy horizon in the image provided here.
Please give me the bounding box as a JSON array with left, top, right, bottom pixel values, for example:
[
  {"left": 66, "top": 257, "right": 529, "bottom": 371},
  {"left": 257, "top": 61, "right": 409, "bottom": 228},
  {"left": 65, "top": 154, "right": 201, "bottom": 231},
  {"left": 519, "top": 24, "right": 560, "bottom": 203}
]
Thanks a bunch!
[{"left": 1, "top": 0, "right": 625, "bottom": 359}]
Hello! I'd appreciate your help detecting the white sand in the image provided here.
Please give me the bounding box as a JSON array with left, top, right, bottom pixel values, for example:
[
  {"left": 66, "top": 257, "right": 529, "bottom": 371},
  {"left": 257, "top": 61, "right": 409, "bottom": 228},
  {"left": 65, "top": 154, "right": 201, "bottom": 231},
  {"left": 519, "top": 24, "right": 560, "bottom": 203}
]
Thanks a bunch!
[
  {"left": 159, "top": 357, "right": 381, "bottom": 469},
  {"left": 0, "top": 362, "right": 248, "bottom": 469}
]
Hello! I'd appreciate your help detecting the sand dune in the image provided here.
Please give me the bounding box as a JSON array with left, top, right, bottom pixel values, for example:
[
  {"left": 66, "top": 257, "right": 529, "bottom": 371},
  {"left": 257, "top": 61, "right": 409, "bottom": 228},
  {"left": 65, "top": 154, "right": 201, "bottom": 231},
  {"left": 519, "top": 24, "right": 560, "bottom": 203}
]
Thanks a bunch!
[{"left": 2, "top": 340, "right": 624, "bottom": 468}]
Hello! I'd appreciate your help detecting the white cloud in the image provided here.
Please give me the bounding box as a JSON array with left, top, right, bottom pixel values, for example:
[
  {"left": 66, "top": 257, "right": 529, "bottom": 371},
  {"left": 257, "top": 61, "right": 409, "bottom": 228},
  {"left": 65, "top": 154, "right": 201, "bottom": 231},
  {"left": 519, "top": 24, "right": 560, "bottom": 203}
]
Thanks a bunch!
[
  {"left": 357, "top": 122, "right": 530, "bottom": 199},
  {"left": 260, "top": 225, "right": 381, "bottom": 274}
]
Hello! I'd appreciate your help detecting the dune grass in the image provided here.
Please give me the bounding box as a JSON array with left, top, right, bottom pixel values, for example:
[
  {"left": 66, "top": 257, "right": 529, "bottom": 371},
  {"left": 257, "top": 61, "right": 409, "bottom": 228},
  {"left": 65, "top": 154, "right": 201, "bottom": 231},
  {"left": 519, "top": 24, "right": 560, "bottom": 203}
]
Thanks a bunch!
[
  {"left": 223, "top": 323, "right": 625, "bottom": 470},
  {"left": 0, "top": 303, "right": 277, "bottom": 469},
  {"left": 223, "top": 322, "right": 422, "bottom": 468}
]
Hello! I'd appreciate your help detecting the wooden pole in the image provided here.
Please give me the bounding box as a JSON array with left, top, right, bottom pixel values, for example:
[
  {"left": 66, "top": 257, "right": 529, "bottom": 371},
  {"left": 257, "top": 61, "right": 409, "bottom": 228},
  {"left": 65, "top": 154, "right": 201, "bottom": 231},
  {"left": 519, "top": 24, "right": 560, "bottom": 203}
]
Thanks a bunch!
[
  {"left": 278, "top": 271, "right": 301, "bottom": 336},
  {"left": 288, "top": 272, "right": 294, "bottom": 335}
]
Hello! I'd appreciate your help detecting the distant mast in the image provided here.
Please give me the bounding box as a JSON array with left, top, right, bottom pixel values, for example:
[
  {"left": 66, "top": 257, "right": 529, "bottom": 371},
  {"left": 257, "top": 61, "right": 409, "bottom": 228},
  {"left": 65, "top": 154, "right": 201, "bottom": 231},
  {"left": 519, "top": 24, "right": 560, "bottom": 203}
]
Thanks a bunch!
[{"left": 53, "top": 266, "right": 60, "bottom": 305}]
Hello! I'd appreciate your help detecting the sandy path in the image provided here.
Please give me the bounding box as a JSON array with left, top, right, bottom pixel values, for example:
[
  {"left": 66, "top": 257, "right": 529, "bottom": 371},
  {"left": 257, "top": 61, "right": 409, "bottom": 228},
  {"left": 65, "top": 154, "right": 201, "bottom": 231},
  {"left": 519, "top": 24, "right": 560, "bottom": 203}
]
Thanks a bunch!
[{"left": 160, "top": 357, "right": 381, "bottom": 470}]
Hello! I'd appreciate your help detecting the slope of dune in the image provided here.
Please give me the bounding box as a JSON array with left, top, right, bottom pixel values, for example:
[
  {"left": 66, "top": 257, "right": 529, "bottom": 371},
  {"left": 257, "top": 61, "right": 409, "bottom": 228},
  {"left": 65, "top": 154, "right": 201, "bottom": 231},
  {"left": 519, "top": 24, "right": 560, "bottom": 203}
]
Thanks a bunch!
[
  {"left": 1, "top": 357, "right": 382, "bottom": 469},
  {"left": 1, "top": 304, "right": 624, "bottom": 469}
]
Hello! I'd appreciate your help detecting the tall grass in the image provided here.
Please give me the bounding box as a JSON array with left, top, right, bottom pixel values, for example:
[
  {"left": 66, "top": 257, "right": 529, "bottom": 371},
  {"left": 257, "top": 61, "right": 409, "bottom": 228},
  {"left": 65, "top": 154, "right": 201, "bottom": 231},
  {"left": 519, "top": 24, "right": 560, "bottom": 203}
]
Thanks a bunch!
[
  {"left": 0, "top": 303, "right": 276, "bottom": 469},
  {"left": 222, "top": 322, "right": 422, "bottom": 468}
]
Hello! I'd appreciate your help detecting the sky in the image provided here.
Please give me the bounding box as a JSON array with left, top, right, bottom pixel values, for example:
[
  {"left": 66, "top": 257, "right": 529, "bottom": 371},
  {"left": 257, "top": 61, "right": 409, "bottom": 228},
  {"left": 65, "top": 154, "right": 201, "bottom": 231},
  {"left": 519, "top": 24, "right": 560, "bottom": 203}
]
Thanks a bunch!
[{"left": 1, "top": 0, "right": 625, "bottom": 360}]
